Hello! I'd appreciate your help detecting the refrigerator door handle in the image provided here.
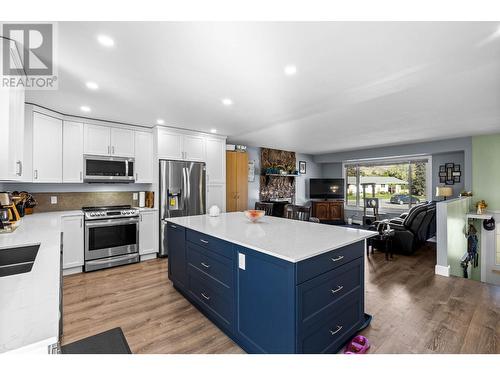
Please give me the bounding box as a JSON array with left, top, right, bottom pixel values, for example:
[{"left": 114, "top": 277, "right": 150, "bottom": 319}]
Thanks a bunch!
[{"left": 182, "top": 166, "right": 189, "bottom": 214}]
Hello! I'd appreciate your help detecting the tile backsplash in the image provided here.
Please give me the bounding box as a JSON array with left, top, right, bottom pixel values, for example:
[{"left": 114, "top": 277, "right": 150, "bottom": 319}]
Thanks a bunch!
[{"left": 30, "top": 192, "right": 141, "bottom": 212}]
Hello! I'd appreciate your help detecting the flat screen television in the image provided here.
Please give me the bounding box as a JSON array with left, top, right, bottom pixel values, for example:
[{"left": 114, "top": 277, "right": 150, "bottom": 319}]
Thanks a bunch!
[{"left": 310, "top": 178, "right": 345, "bottom": 199}]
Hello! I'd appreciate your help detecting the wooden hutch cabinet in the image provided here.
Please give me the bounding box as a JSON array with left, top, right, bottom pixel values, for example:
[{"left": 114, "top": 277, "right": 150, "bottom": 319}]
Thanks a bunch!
[{"left": 312, "top": 201, "right": 344, "bottom": 222}]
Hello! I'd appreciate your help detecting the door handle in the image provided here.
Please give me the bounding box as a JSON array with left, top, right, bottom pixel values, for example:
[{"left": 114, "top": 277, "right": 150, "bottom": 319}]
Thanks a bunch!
[
  {"left": 80, "top": 171, "right": 83, "bottom": 181},
  {"left": 135, "top": 173, "right": 138, "bottom": 181},
  {"left": 330, "top": 285, "right": 344, "bottom": 294},
  {"left": 34, "top": 169, "right": 38, "bottom": 180},
  {"left": 112, "top": 146, "right": 115, "bottom": 154},
  {"left": 331, "top": 255, "right": 344, "bottom": 262},
  {"left": 170, "top": 224, "right": 177, "bottom": 229},
  {"left": 200, "top": 239, "right": 209, "bottom": 244},
  {"left": 107, "top": 145, "right": 110, "bottom": 155},
  {"left": 200, "top": 262, "right": 211, "bottom": 269},
  {"left": 329, "top": 325, "right": 343, "bottom": 335}
]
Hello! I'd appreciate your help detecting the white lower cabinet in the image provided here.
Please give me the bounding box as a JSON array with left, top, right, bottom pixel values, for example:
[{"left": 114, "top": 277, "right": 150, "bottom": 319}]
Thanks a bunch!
[
  {"left": 139, "top": 210, "right": 158, "bottom": 256},
  {"left": 207, "top": 184, "right": 226, "bottom": 212},
  {"left": 62, "top": 215, "right": 84, "bottom": 271}
]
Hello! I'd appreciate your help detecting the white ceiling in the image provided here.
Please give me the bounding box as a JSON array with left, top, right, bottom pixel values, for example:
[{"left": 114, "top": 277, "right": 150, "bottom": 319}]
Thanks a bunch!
[{"left": 27, "top": 22, "right": 500, "bottom": 154}]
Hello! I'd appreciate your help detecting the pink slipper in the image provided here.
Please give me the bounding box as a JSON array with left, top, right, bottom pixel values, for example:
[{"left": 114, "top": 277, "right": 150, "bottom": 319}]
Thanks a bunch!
[{"left": 344, "top": 335, "right": 370, "bottom": 354}]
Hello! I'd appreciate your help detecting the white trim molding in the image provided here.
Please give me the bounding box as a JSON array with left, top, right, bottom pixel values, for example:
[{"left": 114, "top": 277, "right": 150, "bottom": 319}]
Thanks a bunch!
[{"left": 435, "top": 264, "right": 450, "bottom": 277}]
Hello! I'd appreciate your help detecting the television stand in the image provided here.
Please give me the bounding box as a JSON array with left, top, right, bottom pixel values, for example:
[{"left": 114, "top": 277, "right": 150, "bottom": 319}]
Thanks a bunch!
[{"left": 311, "top": 200, "right": 345, "bottom": 222}]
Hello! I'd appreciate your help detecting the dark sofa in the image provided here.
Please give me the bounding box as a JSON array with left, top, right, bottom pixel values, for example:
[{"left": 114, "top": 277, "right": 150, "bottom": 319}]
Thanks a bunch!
[{"left": 380, "top": 201, "right": 436, "bottom": 255}]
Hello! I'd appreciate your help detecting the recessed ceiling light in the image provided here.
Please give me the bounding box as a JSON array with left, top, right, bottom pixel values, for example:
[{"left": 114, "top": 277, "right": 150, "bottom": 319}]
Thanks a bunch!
[
  {"left": 86, "top": 81, "right": 99, "bottom": 90},
  {"left": 284, "top": 65, "right": 297, "bottom": 76},
  {"left": 210, "top": 129, "right": 217, "bottom": 134},
  {"left": 80, "top": 106, "right": 91, "bottom": 113},
  {"left": 221, "top": 98, "right": 233, "bottom": 106},
  {"left": 97, "top": 35, "right": 114, "bottom": 47},
  {"left": 156, "top": 119, "right": 165, "bottom": 125}
]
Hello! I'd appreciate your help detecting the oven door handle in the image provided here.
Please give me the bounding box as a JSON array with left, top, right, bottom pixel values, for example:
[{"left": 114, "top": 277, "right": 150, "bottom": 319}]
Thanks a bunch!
[{"left": 85, "top": 217, "right": 139, "bottom": 228}]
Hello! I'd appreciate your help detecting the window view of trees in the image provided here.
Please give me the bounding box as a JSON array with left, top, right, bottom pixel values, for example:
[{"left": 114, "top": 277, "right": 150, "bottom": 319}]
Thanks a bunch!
[{"left": 345, "top": 160, "right": 428, "bottom": 210}]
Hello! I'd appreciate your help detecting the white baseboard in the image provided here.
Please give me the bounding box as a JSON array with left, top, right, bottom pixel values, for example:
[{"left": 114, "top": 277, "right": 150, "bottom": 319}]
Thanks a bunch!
[
  {"left": 62, "top": 266, "right": 83, "bottom": 276},
  {"left": 435, "top": 264, "right": 450, "bottom": 277},
  {"left": 140, "top": 253, "right": 158, "bottom": 261}
]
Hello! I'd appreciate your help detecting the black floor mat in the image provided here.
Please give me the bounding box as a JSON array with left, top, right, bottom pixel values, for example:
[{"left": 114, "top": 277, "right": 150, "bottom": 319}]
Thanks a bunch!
[{"left": 61, "top": 327, "right": 132, "bottom": 354}]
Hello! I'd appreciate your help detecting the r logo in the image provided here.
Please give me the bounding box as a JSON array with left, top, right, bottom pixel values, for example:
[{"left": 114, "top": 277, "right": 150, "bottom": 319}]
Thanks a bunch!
[{"left": 2, "top": 23, "right": 53, "bottom": 76}]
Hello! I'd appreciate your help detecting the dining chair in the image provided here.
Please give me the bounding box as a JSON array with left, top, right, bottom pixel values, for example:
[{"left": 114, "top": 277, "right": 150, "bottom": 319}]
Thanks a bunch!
[
  {"left": 284, "top": 204, "right": 311, "bottom": 221},
  {"left": 255, "top": 202, "right": 274, "bottom": 216}
]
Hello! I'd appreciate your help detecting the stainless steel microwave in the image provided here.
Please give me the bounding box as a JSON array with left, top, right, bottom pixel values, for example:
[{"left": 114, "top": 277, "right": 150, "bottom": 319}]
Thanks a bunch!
[{"left": 83, "top": 155, "right": 135, "bottom": 183}]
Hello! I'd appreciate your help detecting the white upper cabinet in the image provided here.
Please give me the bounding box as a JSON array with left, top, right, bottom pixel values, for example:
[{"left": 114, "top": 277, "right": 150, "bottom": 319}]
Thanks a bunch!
[
  {"left": 0, "top": 41, "right": 25, "bottom": 181},
  {"left": 134, "top": 131, "right": 153, "bottom": 183},
  {"left": 63, "top": 121, "right": 84, "bottom": 183},
  {"left": 84, "top": 124, "right": 111, "bottom": 156},
  {"left": 0, "top": 90, "right": 25, "bottom": 181},
  {"left": 157, "top": 128, "right": 183, "bottom": 160},
  {"left": 84, "top": 124, "right": 134, "bottom": 157},
  {"left": 183, "top": 134, "right": 206, "bottom": 162},
  {"left": 32, "top": 112, "right": 63, "bottom": 183},
  {"left": 156, "top": 127, "right": 209, "bottom": 161},
  {"left": 111, "top": 127, "right": 135, "bottom": 157},
  {"left": 205, "top": 137, "right": 226, "bottom": 184}
]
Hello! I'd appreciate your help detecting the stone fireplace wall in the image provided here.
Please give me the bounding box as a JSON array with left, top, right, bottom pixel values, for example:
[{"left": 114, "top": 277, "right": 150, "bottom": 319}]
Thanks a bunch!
[{"left": 259, "top": 148, "right": 296, "bottom": 202}]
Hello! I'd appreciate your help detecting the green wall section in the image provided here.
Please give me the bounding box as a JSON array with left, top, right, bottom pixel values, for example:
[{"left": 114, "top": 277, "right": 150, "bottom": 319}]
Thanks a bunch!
[
  {"left": 446, "top": 198, "right": 470, "bottom": 278},
  {"left": 472, "top": 134, "right": 500, "bottom": 210}
]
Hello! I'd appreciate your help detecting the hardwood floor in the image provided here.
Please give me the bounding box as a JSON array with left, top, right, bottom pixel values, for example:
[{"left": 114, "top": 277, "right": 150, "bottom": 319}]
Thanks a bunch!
[{"left": 62, "top": 246, "right": 499, "bottom": 354}]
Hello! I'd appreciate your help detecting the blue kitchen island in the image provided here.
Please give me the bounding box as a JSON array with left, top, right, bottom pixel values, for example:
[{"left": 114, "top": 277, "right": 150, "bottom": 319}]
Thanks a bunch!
[{"left": 166, "top": 212, "right": 375, "bottom": 354}]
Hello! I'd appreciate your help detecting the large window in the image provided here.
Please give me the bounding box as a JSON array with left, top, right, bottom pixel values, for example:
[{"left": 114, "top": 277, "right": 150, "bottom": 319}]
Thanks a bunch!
[{"left": 345, "top": 158, "right": 429, "bottom": 211}]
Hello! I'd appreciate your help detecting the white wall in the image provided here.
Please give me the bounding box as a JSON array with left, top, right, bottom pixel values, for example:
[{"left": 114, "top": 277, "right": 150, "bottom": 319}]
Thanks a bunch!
[
  {"left": 247, "top": 146, "right": 261, "bottom": 209},
  {"left": 295, "top": 153, "right": 322, "bottom": 204}
]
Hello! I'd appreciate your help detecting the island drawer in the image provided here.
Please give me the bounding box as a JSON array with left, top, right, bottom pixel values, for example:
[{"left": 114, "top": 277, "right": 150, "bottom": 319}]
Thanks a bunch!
[
  {"left": 298, "top": 293, "right": 362, "bottom": 354},
  {"left": 187, "top": 242, "right": 233, "bottom": 288},
  {"left": 186, "top": 229, "right": 233, "bottom": 259},
  {"left": 188, "top": 267, "right": 234, "bottom": 331},
  {"left": 297, "top": 257, "right": 363, "bottom": 326},
  {"left": 296, "top": 241, "right": 364, "bottom": 284}
]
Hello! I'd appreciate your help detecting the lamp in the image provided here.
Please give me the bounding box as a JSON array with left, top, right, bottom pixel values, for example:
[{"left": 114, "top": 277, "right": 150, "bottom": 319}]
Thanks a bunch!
[{"left": 436, "top": 186, "right": 453, "bottom": 201}]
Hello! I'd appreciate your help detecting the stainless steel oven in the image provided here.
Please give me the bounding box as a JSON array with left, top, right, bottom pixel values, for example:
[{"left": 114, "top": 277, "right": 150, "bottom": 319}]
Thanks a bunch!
[
  {"left": 83, "top": 206, "right": 140, "bottom": 271},
  {"left": 83, "top": 155, "right": 135, "bottom": 183}
]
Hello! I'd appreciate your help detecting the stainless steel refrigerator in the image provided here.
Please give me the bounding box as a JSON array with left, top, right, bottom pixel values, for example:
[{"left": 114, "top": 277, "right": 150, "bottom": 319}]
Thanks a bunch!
[{"left": 159, "top": 160, "right": 206, "bottom": 257}]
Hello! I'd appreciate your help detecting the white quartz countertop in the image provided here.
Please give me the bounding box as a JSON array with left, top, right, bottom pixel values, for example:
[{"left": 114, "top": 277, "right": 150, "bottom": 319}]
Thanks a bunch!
[
  {"left": 0, "top": 210, "right": 82, "bottom": 250},
  {"left": 167, "top": 212, "right": 375, "bottom": 262},
  {"left": 0, "top": 210, "right": 82, "bottom": 353}
]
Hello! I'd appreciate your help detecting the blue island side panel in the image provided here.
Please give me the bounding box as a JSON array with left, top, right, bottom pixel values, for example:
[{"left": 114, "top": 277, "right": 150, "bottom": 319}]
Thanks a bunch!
[{"left": 234, "top": 245, "right": 296, "bottom": 354}]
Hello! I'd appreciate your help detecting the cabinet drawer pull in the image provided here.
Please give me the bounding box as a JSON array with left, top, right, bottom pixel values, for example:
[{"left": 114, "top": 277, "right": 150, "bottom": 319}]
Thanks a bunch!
[
  {"left": 200, "top": 239, "right": 209, "bottom": 244},
  {"left": 331, "top": 255, "right": 344, "bottom": 262},
  {"left": 200, "top": 262, "right": 211, "bottom": 269},
  {"left": 201, "top": 292, "right": 210, "bottom": 301},
  {"left": 329, "top": 325, "right": 343, "bottom": 335},
  {"left": 330, "top": 285, "right": 344, "bottom": 294},
  {"left": 170, "top": 224, "right": 177, "bottom": 229}
]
